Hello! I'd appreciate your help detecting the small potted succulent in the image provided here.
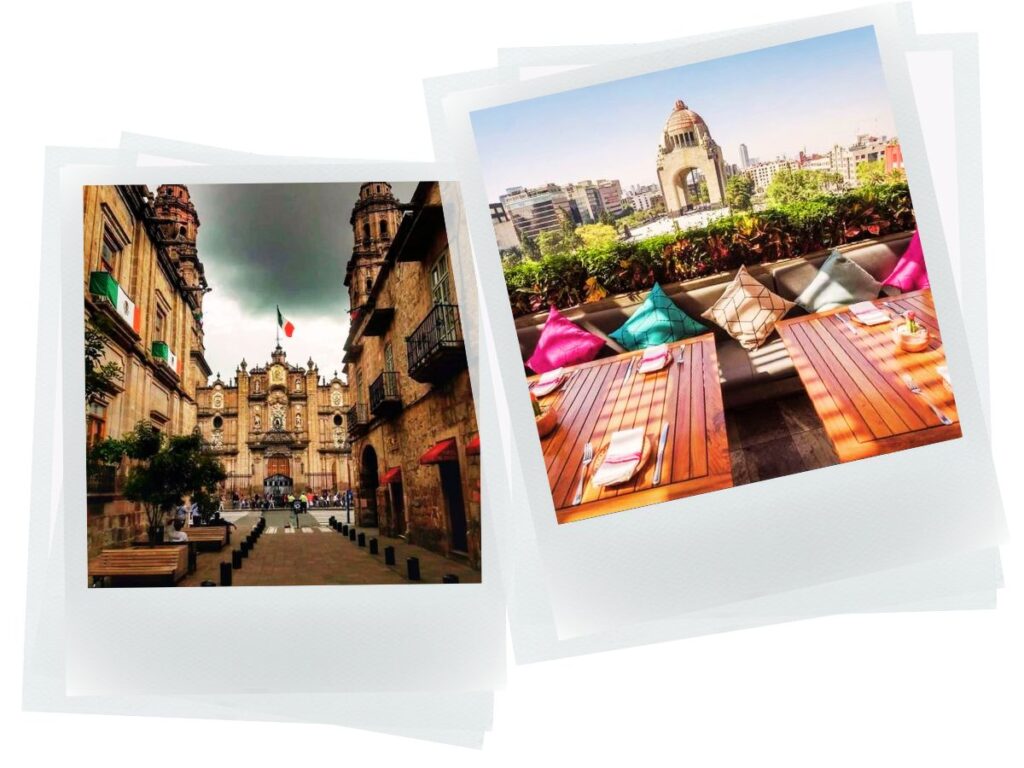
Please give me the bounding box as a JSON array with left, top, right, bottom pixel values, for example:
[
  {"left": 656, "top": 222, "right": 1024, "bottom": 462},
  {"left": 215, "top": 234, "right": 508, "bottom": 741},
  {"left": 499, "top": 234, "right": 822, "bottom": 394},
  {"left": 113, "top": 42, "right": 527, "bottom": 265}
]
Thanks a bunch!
[
  {"left": 894, "top": 309, "right": 930, "bottom": 352},
  {"left": 531, "top": 390, "right": 558, "bottom": 438}
]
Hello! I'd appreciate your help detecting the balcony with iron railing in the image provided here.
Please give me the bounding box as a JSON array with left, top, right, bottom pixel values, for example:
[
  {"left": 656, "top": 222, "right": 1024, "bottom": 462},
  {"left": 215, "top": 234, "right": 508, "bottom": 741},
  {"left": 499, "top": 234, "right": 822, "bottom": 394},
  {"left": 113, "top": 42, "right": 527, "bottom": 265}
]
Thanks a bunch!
[
  {"left": 345, "top": 402, "right": 370, "bottom": 438},
  {"left": 368, "top": 371, "right": 402, "bottom": 419},
  {"left": 406, "top": 303, "right": 467, "bottom": 384}
]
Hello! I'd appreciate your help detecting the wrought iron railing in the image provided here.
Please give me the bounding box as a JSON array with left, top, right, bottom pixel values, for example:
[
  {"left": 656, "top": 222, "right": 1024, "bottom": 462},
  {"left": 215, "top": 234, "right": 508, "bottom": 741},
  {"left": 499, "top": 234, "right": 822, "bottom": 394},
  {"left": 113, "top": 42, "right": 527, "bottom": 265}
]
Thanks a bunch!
[
  {"left": 369, "top": 371, "right": 400, "bottom": 414},
  {"left": 406, "top": 303, "right": 463, "bottom": 373}
]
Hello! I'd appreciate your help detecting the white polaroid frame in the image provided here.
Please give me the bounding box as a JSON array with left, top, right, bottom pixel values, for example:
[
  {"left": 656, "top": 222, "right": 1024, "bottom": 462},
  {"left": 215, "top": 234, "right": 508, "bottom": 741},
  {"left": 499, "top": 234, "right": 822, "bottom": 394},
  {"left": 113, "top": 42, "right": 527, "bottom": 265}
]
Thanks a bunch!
[
  {"left": 24, "top": 148, "right": 496, "bottom": 746},
  {"left": 440, "top": 3, "right": 1005, "bottom": 640},
  {"left": 58, "top": 161, "right": 506, "bottom": 696}
]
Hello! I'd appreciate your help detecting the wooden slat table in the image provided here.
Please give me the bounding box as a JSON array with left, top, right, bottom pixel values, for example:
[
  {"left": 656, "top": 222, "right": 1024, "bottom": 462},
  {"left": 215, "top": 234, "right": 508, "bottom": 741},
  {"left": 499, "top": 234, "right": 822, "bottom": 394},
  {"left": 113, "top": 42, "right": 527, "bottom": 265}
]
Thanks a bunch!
[
  {"left": 775, "top": 289, "right": 961, "bottom": 463},
  {"left": 528, "top": 334, "right": 732, "bottom": 524}
]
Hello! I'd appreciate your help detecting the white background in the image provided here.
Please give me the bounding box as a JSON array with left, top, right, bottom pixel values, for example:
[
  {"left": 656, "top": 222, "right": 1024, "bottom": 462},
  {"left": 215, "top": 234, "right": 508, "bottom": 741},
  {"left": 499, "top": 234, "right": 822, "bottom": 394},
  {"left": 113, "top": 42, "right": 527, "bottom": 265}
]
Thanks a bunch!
[{"left": 1, "top": 0, "right": 1021, "bottom": 764}]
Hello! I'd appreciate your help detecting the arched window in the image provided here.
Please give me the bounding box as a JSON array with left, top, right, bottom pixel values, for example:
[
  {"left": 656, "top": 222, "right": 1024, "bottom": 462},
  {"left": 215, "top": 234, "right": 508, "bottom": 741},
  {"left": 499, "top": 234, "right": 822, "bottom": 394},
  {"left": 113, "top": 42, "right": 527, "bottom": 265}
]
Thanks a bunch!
[
  {"left": 380, "top": 220, "right": 388, "bottom": 238},
  {"left": 363, "top": 222, "right": 370, "bottom": 241},
  {"left": 333, "top": 414, "right": 343, "bottom": 427},
  {"left": 212, "top": 416, "right": 223, "bottom": 429}
]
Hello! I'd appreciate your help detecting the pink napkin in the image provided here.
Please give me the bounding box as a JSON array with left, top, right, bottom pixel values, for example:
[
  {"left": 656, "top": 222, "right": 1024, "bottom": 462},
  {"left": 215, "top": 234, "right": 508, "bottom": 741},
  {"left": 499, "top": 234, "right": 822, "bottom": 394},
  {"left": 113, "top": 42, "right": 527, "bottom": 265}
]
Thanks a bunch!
[
  {"left": 591, "top": 427, "right": 645, "bottom": 487},
  {"left": 848, "top": 301, "right": 889, "bottom": 325},
  {"left": 532, "top": 367, "right": 565, "bottom": 397},
  {"left": 637, "top": 344, "right": 669, "bottom": 374}
]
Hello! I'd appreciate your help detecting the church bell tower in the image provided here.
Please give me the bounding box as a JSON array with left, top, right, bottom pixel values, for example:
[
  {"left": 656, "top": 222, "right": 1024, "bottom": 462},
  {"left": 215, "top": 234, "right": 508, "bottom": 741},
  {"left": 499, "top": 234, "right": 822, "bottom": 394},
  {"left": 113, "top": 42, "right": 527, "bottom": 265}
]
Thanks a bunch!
[{"left": 345, "top": 182, "right": 404, "bottom": 313}]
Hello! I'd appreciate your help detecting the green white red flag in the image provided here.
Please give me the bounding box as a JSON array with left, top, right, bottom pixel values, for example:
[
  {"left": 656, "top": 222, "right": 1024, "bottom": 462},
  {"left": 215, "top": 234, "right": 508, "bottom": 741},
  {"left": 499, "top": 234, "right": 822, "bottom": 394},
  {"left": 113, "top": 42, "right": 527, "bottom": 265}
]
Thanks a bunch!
[{"left": 277, "top": 306, "right": 295, "bottom": 337}]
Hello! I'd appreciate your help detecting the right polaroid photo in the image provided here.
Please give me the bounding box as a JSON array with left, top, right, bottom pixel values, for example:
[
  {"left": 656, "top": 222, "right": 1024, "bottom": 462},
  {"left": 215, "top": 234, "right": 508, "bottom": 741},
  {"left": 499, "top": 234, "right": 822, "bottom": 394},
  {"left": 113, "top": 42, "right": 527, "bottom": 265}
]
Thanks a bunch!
[{"left": 469, "top": 26, "right": 958, "bottom": 524}]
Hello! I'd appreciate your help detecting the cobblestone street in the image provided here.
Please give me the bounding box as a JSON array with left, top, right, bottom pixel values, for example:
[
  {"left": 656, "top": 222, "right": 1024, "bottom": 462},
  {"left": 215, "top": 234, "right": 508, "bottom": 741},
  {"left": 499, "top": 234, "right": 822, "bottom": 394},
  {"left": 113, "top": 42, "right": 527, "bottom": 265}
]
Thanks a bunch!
[{"left": 178, "top": 509, "right": 481, "bottom": 587}]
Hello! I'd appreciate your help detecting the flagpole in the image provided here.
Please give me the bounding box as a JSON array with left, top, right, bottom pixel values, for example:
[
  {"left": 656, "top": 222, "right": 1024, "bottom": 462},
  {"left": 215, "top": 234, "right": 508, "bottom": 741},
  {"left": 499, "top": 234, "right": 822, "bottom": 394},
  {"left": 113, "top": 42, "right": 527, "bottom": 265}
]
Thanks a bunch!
[{"left": 276, "top": 305, "right": 280, "bottom": 347}]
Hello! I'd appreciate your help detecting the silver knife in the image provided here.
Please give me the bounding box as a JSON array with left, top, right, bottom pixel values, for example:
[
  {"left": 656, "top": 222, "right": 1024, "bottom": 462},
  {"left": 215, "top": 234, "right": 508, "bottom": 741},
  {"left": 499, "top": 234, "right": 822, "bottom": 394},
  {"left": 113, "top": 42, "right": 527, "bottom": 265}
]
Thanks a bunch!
[
  {"left": 838, "top": 314, "right": 859, "bottom": 335},
  {"left": 652, "top": 422, "right": 670, "bottom": 486},
  {"left": 624, "top": 357, "right": 635, "bottom": 381}
]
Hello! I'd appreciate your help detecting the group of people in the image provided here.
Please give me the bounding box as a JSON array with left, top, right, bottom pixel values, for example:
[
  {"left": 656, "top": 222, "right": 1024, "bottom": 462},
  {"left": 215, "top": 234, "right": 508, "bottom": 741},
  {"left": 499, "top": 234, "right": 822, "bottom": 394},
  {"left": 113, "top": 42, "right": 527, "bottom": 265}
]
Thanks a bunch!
[
  {"left": 223, "top": 490, "right": 349, "bottom": 511},
  {"left": 166, "top": 499, "right": 236, "bottom": 542}
]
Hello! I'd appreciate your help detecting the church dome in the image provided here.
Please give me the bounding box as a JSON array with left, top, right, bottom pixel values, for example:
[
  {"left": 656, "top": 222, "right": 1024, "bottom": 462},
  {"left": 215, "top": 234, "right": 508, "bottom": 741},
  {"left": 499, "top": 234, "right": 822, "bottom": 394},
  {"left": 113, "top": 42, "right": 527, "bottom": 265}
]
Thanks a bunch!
[{"left": 664, "top": 100, "right": 707, "bottom": 135}]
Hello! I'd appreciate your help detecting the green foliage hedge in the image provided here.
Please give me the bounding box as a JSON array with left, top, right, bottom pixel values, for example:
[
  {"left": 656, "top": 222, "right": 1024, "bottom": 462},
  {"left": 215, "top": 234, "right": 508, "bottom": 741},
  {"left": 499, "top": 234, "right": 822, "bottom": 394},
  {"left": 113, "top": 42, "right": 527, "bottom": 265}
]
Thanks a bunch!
[{"left": 503, "top": 183, "right": 915, "bottom": 317}]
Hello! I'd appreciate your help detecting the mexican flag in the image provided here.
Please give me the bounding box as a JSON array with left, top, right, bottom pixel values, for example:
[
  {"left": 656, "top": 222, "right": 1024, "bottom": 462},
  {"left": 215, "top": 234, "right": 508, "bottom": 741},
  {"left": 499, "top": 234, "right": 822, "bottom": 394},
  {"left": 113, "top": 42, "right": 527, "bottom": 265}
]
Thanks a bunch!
[
  {"left": 277, "top": 306, "right": 295, "bottom": 337},
  {"left": 89, "top": 271, "right": 140, "bottom": 333}
]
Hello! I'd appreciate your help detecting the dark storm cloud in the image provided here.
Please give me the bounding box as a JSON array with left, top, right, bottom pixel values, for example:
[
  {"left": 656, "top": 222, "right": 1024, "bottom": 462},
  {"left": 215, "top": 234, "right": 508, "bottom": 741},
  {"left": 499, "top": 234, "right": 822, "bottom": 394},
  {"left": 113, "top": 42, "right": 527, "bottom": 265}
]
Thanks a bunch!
[{"left": 187, "top": 182, "right": 418, "bottom": 318}]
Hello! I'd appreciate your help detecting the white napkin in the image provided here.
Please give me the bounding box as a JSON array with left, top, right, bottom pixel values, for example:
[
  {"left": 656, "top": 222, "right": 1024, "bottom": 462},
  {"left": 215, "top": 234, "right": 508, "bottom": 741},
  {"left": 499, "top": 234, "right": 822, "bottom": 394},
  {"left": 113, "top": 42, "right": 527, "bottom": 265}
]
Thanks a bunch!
[
  {"left": 637, "top": 344, "right": 669, "bottom": 374},
  {"left": 591, "top": 427, "right": 645, "bottom": 487},
  {"left": 848, "top": 301, "right": 890, "bottom": 326},
  {"left": 532, "top": 367, "right": 565, "bottom": 397}
]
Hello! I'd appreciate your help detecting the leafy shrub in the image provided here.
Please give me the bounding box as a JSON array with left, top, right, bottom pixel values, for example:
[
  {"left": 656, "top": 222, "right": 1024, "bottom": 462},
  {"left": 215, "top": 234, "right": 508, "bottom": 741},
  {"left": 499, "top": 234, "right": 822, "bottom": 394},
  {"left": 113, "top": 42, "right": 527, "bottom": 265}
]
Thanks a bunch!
[{"left": 504, "top": 183, "right": 915, "bottom": 316}]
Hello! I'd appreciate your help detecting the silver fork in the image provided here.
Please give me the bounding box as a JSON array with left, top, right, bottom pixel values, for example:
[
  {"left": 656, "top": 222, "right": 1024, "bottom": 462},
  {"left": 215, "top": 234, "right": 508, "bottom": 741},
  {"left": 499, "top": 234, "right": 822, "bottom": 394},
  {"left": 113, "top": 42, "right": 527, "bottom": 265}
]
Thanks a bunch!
[
  {"left": 901, "top": 373, "right": 953, "bottom": 425},
  {"left": 573, "top": 442, "right": 594, "bottom": 506}
]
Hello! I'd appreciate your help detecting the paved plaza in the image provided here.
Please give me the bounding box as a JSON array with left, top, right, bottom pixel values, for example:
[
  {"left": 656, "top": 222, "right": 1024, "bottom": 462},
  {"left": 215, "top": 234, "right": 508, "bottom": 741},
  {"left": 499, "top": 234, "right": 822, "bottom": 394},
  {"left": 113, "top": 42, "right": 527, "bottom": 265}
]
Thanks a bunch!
[{"left": 178, "top": 509, "right": 481, "bottom": 587}]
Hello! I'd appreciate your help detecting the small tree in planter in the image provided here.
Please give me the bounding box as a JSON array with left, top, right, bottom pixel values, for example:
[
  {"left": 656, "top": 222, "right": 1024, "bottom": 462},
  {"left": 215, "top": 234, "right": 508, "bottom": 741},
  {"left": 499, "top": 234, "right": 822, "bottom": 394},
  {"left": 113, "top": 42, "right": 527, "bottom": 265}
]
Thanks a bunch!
[{"left": 112, "top": 422, "right": 226, "bottom": 544}]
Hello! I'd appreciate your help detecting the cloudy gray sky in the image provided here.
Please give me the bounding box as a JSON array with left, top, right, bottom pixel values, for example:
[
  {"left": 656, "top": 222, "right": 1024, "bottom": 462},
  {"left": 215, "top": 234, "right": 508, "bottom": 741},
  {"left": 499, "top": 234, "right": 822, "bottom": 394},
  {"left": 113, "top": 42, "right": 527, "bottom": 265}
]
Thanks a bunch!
[{"left": 187, "top": 182, "right": 417, "bottom": 383}]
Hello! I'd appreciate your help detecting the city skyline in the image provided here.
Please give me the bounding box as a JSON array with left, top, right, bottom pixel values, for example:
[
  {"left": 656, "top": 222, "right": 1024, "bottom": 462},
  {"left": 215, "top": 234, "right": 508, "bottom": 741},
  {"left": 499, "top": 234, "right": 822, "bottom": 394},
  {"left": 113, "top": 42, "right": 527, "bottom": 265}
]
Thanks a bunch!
[
  {"left": 188, "top": 182, "right": 417, "bottom": 382},
  {"left": 471, "top": 26, "right": 896, "bottom": 201}
]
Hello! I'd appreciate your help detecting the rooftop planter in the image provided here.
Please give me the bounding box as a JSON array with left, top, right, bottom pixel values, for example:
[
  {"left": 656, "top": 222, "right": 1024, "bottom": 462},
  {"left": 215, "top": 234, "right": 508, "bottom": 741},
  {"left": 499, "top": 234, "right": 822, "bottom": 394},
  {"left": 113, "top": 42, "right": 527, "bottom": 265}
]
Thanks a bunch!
[{"left": 503, "top": 183, "right": 915, "bottom": 317}]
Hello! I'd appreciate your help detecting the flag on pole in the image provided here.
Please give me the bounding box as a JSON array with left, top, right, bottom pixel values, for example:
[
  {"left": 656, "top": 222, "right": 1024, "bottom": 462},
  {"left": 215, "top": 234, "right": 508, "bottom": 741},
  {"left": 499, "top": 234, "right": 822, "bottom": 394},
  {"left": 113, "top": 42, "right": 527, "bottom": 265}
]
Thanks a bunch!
[{"left": 277, "top": 306, "right": 295, "bottom": 338}]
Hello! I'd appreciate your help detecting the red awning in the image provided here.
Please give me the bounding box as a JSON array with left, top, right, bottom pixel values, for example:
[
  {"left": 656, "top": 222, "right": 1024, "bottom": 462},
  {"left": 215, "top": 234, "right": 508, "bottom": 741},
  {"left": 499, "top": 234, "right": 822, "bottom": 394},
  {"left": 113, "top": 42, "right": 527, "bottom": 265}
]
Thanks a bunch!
[
  {"left": 419, "top": 438, "right": 458, "bottom": 465},
  {"left": 466, "top": 434, "right": 480, "bottom": 455},
  {"left": 379, "top": 466, "right": 402, "bottom": 484}
]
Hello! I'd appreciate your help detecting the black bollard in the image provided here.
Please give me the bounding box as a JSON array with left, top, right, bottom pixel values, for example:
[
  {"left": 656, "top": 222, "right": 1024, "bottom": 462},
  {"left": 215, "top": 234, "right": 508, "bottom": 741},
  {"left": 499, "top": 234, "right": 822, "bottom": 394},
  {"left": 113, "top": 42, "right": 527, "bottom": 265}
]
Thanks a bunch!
[
  {"left": 232, "top": 549, "right": 242, "bottom": 569},
  {"left": 357, "top": 532, "right": 366, "bottom": 547},
  {"left": 200, "top": 580, "right": 217, "bottom": 586},
  {"left": 407, "top": 557, "right": 421, "bottom": 582},
  {"left": 329, "top": 516, "right": 336, "bottom": 526},
  {"left": 342, "top": 524, "right": 349, "bottom": 536},
  {"left": 442, "top": 574, "right": 460, "bottom": 584},
  {"left": 220, "top": 561, "right": 233, "bottom": 585},
  {"left": 384, "top": 546, "right": 395, "bottom": 566},
  {"left": 369, "top": 538, "right": 378, "bottom": 555},
  {"left": 240, "top": 540, "right": 250, "bottom": 558},
  {"left": 349, "top": 528, "right": 356, "bottom": 542}
]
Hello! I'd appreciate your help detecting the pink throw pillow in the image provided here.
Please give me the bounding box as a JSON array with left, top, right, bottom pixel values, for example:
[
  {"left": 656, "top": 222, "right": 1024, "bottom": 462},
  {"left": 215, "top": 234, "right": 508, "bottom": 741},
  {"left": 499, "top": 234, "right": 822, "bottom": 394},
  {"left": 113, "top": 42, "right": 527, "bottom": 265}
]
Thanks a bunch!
[
  {"left": 882, "top": 231, "right": 930, "bottom": 292},
  {"left": 526, "top": 306, "right": 606, "bottom": 374}
]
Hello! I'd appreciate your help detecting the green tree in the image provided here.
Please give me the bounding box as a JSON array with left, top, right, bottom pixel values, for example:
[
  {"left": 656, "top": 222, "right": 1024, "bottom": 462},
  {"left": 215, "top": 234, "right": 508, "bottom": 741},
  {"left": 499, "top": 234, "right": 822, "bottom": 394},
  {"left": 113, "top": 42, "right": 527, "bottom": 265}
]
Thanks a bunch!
[
  {"left": 576, "top": 223, "right": 619, "bottom": 250},
  {"left": 856, "top": 159, "right": 887, "bottom": 186},
  {"left": 520, "top": 231, "right": 541, "bottom": 260},
  {"left": 97, "top": 422, "right": 227, "bottom": 541},
  {"left": 85, "top": 318, "right": 123, "bottom": 402},
  {"left": 598, "top": 210, "right": 616, "bottom": 226},
  {"left": 725, "top": 175, "right": 755, "bottom": 211},
  {"left": 766, "top": 168, "right": 844, "bottom": 207},
  {"left": 537, "top": 218, "right": 582, "bottom": 258},
  {"left": 696, "top": 179, "right": 710, "bottom": 204}
]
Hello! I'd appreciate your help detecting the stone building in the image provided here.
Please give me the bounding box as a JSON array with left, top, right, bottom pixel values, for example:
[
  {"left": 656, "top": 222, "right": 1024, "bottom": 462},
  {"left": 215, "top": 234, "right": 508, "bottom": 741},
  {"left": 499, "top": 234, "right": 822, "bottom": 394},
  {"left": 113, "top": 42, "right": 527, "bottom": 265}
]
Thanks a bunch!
[
  {"left": 84, "top": 184, "right": 211, "bottom": 556},
  {"left": 656, "top": 99, "right": 728, "bottom": 214},
  {"left": 194, "top": 348, "right": 351, "bottom": 500},
  {"left": 343, "top": 181, "right": 481, "bottom": 568}
]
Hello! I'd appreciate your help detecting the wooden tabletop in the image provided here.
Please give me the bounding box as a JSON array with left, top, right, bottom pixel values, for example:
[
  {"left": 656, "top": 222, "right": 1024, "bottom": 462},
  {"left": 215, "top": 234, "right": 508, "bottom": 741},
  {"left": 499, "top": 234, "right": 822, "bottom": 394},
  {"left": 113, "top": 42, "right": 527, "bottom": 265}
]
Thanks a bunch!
[
  {"left": 775, "top": 289, "right": 961, "bottom": 463},
  {"left": 528, "top": 334, "right": 732, "bottom": 524}
]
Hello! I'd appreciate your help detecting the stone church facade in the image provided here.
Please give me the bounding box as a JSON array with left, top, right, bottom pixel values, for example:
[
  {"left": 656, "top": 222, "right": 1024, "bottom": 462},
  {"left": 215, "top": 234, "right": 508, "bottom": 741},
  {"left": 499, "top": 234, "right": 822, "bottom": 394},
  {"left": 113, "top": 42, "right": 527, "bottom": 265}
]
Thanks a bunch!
[
  {"left": 84, "top": 184, "right": 211, "bottom": 557},
  {"left": 194, "top": 348, "right": 352, "bottom": 500},
  {"left": 343, "top": 182, "right": 481, "bottom": 569}
]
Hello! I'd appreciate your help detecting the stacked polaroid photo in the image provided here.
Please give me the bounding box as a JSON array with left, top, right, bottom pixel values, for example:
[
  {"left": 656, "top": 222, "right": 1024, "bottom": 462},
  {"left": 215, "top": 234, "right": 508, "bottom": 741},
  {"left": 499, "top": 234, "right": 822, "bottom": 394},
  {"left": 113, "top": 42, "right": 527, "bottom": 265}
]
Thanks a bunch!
[{"left": 24, "top": 2, "right": 1005, "bottom": 747}]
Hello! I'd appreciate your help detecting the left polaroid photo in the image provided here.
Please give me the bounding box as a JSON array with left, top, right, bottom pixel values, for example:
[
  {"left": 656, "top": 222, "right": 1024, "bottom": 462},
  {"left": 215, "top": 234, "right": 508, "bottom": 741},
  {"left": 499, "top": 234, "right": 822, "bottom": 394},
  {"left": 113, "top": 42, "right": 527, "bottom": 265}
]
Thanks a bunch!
[{"left": 82, "top": 180, "right": 482, "bottom": 587}]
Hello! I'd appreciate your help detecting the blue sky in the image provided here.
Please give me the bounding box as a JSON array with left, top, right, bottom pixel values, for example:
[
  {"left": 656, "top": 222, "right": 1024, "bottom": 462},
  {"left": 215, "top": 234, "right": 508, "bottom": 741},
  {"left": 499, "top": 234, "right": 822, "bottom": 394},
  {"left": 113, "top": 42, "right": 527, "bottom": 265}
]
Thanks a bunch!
[{"left": 470, "top": 27, "right": 896, "bottom": 200}]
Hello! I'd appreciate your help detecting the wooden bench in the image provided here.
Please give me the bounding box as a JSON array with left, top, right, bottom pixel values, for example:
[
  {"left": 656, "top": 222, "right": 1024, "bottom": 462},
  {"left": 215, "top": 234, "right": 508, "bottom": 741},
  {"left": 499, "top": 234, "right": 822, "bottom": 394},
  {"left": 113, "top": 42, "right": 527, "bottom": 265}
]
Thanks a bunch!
[
  {"left": 88, "top": 546, "right": 189, "bottom": 587},
  {"left": 180, "top": 526, "right": 229, "bottom": 550}
]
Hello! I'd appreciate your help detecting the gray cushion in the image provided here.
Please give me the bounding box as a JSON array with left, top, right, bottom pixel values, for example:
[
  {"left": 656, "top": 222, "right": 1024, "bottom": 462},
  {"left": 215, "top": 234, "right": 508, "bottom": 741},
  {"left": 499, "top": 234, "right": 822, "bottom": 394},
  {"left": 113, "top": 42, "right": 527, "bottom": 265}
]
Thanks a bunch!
[
  {"left": 716, "top": 336, "right": 795, "bottom": 390},
  {"left": 794, "top": 250, "right": 882, "bottom": 313},
  {"left": 772, "top": 235, "right": 911, "bottom": 301}
]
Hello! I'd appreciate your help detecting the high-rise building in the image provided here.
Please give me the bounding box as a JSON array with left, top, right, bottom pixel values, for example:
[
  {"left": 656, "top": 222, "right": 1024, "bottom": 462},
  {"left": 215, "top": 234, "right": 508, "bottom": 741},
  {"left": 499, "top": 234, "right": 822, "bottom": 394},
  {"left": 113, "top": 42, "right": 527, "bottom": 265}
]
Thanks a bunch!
[
  {"left": 739, "top": 143, "right": 751, "bottom": 169},
  {"left": 656, "top": 100, "right": 728, "bottom": 215},
  {"left": 743, "top": 159, "right": 798, "bottom": 194},
  {"left": 884, "top": 140, "right": 904, "bottom": 175},
  {"left": 596, "top": 179, "right": 624, "bottom": 217},
  {"left": 489, "top": 201, "right": 521, "bottom": 252},
  {"left": 499, "top": 185, "right": 574, "bottom": 239}
]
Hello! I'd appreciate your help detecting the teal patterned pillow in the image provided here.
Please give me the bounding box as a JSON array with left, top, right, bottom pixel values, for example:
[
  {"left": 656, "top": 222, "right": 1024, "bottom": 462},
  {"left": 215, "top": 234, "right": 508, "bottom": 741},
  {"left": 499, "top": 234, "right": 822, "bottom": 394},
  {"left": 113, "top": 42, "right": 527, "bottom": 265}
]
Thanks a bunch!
[{"left": 609, "top": 283, "right": 707, "bottom": 351}]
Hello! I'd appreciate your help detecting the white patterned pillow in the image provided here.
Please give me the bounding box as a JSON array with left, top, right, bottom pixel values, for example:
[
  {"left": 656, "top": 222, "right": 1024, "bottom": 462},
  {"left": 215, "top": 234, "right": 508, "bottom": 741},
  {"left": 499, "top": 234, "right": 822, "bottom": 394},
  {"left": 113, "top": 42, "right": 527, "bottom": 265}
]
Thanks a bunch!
[{"left": 701, "top": 266, "right": 795, "bottom": 351}]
